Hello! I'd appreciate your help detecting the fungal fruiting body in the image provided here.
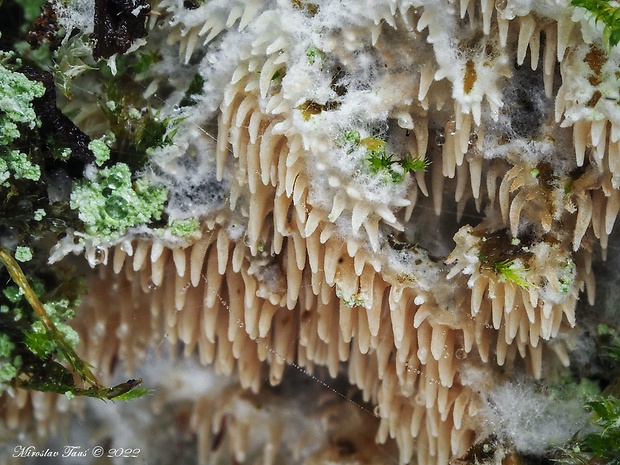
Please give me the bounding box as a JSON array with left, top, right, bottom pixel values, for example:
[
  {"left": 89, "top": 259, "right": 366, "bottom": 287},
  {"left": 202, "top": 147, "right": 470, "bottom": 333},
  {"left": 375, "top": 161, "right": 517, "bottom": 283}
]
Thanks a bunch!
[{"left": 4, "top": 0, "right": 620, "bottom": 463}]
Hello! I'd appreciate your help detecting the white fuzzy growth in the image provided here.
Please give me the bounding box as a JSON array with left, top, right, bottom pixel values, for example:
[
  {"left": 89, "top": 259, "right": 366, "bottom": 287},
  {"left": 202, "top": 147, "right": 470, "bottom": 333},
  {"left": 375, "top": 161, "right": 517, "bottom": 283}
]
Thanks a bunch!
[
  {"left": 481, "top": 379, "right": 590, "bottom": 455},
  {"left": 54, "top": 0, "right": 95, "bottom": 37}
]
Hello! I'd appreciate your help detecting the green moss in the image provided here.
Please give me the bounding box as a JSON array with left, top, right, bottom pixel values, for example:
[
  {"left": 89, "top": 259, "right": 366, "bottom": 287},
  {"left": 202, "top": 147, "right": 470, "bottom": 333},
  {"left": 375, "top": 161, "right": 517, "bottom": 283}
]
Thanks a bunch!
[
  {"left": 571, "top": 0, "right": 620, "bottom": 49},
  {"left": 492, "top": 259, "right": 533, "bottom": 288}
]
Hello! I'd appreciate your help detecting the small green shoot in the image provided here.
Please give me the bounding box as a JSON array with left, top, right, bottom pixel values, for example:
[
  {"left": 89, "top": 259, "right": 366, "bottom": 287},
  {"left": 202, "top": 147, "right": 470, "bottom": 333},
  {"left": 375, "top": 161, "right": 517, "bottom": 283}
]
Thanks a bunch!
[
  {"left": 571, "top": 0, "right": 620, "bottom": 49},
  {"left": 354, "top": 135, "right": 430, "bottom": 182},
  {"left": 0, "top": 245, "right": 149, "bottom": 400},
  {"left": 492, "top": 259, "right": 533, "bottom": 288}
]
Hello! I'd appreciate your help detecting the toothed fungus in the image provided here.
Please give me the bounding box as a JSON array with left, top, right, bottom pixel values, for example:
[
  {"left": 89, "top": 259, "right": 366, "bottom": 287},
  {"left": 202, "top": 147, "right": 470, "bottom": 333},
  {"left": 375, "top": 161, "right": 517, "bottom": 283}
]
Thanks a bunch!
[{"left": 5, "top": 0, "right": 620, "bottom": 464}]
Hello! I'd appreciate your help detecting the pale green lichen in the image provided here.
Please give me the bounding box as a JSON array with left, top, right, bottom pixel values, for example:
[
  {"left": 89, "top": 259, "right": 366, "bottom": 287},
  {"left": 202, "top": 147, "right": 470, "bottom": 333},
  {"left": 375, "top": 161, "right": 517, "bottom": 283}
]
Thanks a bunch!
[
  {"left": 169, "top": 217, "right": 200, "bottom": 237},
  {"left": 0, "top": 59, "right": 45, "bottom": 189},
  {"left": 33, "top": 209, "right": 46, "bottom": 221},
  {"left": 88, "top": 139, "right": 111, "bottom": 167},
  {"left": 70, "top": 163, "right": 167, "bottom": 241},
  {"left": 14, "top": 246, "right": 33, "bottom": 263},
  {"left": 0, "top": 60, "right": 45, "bottom": 131}
]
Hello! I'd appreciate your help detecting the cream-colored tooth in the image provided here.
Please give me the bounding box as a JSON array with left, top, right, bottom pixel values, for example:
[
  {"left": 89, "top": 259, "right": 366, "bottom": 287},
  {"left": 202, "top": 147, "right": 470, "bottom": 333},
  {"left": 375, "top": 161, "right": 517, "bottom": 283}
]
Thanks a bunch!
[
  {"left": 258, "top": 301, "right": 278, "bottom": 340},
  {"left": 443, "top": 130, "right": 456, "bottom": 178},
  {"left": 190, "top": 235, "right": 213, "bottom": 287},
  {"left": 339, "top": 299, "right": 354, "bottom": 344},
  {"left": 459, "top": 0, "right": 470, "bottom": 18},
  {"left": 551, "top": 341, "right": 570, "bottom": 367},
  {"left": 234, "top": 95, "right": 254, "bottom": 129},
  {"left": 151, "top": 247, "right": 169, "bottom": 288},
  {"left": 306, "top": 230, "right": 320, "bottom": 273},
  {"left": 573, "top": 195, "right": 592, "bottom": 251},
  {"left": 416, "top": 321, "right": 431, "bottom": 364},
  {"left": 317, "top": 299, "right": 333, "bottom": 343},
  {"left": 172, "top": 247, "right": 187, "bottom": 278},
  {"left": 510, "top": 190, "right": 528, "bottom": 236},
  {"left": 425, "top": 361, "right": 440, "bottom": 409},
  {"left": 419, "top": 65, "right": 435, "bottom": 101},
  {"left": 293, "top": 232, "right": 307, "bottom": 271},
  {"left": 405, "top": 186, "right": 418, "bottom": 221},
  {"left": 498, "top": 15, "right": 509, "bottom": 47},
  {"left": 329, "top": 191, "right": 347, "bottom": 222},
  {"left": 556, "top": 16, "right": 575, "bottom": 61},
  {"left": 469, "top": 156, "right": 482, "bottom": 199},
  {"left": 437, "top": 418, "right": 452, "bottom": 465},
  {"left": 286, "top": 243, "right": 302, "bottom": 310},
  {"left": 358, "top": 309, "right": 371, "bottom": 355},
  {"left": 133, "top": 241, "right": 150, "bottom": 272},
  {"left": 351, "top": 202, "right": 372, "bottom": 234},
  {"left": 481, "top": 0, "right": 494, "bottom": 34},
  {"left": 530, "top": 343, "right": 543, "bottom": 379},
  {"left": 530, "top": 30, "right": 540, "bottom": 70},
  {"left": 232, "top": 241, "right": 245, "bottom": 274},
  {"left": 390, "top": 296, "right": 407, "bottom": 345},
  {"left": 259, "top": 125, "right": 280, "bottom": 182},
  {"left": 175, "top": 269, "right": 191, "bottom": 311},
  {"left": 304, "top": 209, "right": 321, "bottom": 238},
  {"left": 239, "top": 1, "right": 259, "bottom": 30},
  {"left": 610, "top": 141, "right": 620, "bottom": 181},
  {"left": 433, "top": 154, "right": 445, "bottom": 215},
  {"left": 247, "top": 110, "right": 262, "bottom": 150},
  {"left": 413, "top": 303, "right": 433, "bottom": 328},
  {"left": 414, "top": 117, "right": 429, "bottom": 162},
  {"left": 590, "top": 119, "right": 607, "bottom": 149},
  {"left": 259, "top": 56, "right": 281, "bottom": 99},
  {"left": 499, "top": 169, "right": 512, "bottom": 222},
  {"left": 606, "top": 190, "right": 620, "bottom": 235},
  {"left": 323, "top": 240, "right": 341, "bottom": 286},
  {"left": 368, "top": 275, "right": 384, "bottom": 337},
  {"left": 517, "top": 16, "right": 536, "bottom": 66},
  {"left": 216, "top": 229, "right": 230, "bottom": 275},
  {"left": 455, "top": 162, "right": 468, "bottom": 203},
  {"left": 363, "top": 218, "right": 381, "bottom": 252},
  {"left": 496, "top": 327, "right": 508, "bottom": 366},
  {"left": 542, "top": 25, "right": 557, "bottom": 97},
  {"left": 183, "top": 31, "right": 199, "bottom": 65},
  {"left": 204, "top": 21, "right": 225, "bottom": 45},
  {"left": 431, "top": 325, "right": 448, "bottom": 361},
  {"left": 584, "top": 266, "right": 596, "bottom": 305},
  {"left": 471, "top": 275, "right": 488, "bottom": 316},
  {"left": 491, "top": 281, "right": 504, "bottom": 329},
  {"left": 504, "top": 283, "right": 516, "bottom": 313},
  {"left": 327, "top": 321, "right": 341, "bottom": 377},
  {"left": 113, "top": 245, "right": 127, "bottom": 275},
  {"left": 415, "top": 168, "right": 429, "bottom": 199},
  {"left": 438, "top": 336, "right": 455, "bottom": 388},
  {"left": 417, "top": 429, "right": 429, "bottom": 465}
]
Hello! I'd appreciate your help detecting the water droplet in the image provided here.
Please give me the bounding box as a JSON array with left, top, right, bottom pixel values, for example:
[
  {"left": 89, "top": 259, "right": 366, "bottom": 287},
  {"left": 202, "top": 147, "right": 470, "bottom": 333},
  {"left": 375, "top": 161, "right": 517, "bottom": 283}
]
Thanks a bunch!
[
  {"left": 455, "top": 348, "right": 467, "bottom": 360},
  {"left": 495, "top": 0, "right": 507, "bottom": 11},
  {"left": 94, "top": 247, "right": 106, "bottom": 264},
  {"left": 106, "top": 171, "right": 125, "bottom": 190},
  {"left": 105, "top": 196, "right": 129, "bottom": 220},
  {"left": 468, "top": 131, "right": 478, "bottom": 145},
  {"left": 148, "top": 280, "right": 157, "bottom": 290},
  {"left": 446, "top": 120, "right": 456, "bottom": 135},
  {"left": 435, "top": 129, "right": 445, "bottom": 146}
]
